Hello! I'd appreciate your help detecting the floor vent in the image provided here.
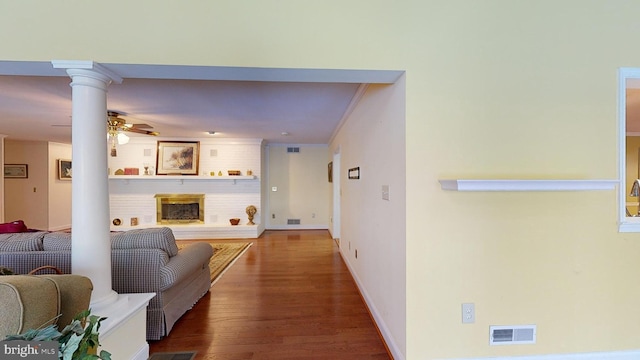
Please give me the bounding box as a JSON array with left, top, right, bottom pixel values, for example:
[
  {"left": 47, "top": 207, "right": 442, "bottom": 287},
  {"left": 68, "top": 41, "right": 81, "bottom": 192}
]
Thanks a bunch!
[
  {"left": 490, "top": 325, "right": 536, "bottom": 345},
  {"left": 287, "top": 219, "right": 301, "bottom": 225},
  {"left": 287, "top": 147, "right": 300, "bottom": 153}
]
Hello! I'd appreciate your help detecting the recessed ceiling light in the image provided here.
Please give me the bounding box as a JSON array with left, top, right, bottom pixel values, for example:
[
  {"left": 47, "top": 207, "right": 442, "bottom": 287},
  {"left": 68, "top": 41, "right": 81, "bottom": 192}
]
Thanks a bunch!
[
  {"left": 281, "top": 132, "right": 290, "bottom": 136},
  {"left": 207, "top": 131, "right": 216, "bottom": 135}
]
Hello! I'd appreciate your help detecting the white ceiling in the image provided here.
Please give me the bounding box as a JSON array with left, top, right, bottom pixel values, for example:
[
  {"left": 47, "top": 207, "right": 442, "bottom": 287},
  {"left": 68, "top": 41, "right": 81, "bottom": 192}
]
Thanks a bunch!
[{"left": 0, "top": 61, "right": 403, "bottom": 145}]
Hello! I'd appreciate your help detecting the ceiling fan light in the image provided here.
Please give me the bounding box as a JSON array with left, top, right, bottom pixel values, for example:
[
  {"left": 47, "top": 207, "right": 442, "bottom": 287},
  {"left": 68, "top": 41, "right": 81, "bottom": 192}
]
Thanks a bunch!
[{"left": 117, "top": 132, "right": 130, "bottom": 145}]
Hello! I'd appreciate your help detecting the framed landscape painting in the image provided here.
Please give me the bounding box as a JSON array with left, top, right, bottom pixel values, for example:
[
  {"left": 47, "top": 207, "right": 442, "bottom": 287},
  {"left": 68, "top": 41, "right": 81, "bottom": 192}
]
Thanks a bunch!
[
  {"left": 4, "top": 164, "right": 28, "bottom": 179},
  {"left": 156, "top": 141, "right": 200, "bottom": 175}
]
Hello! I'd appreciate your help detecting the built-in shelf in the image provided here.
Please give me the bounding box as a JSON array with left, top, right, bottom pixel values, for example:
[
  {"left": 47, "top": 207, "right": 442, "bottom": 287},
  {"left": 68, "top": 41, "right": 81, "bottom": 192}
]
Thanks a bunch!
[
  {"left": 438, "top": 179, "right": 619, "bottom": 192},
  {"left": 109, "top": 175, "right": 257, "bottom": 185},
  {"left": 109, "top": 175, "right": 256, "bottom": 180}
]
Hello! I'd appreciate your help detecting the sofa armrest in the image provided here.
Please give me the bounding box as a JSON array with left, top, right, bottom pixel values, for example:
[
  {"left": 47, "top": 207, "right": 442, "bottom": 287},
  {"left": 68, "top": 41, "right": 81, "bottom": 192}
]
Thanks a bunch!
[
  {"left": 0, "top": 251, "right": 71, "bottom": 274},
  {"left": 112, "top": 248, "right": 169, "bottom": 293},
  {"left": 159, "top": 242, "right": 213, "bottom": 291}
]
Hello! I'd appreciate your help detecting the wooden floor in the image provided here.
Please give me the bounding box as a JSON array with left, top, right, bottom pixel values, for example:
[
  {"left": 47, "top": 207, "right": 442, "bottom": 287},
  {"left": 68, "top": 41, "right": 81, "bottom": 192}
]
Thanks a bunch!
[{"left": 149, "top": 229, "right": 391, "bottom": 360}]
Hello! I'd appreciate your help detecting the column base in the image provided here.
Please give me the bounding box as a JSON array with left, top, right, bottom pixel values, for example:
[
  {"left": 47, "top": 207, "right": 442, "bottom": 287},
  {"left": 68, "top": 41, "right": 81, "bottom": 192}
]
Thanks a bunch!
[{"left": 93, "top": 293, "right": 155, "bottom": 360}]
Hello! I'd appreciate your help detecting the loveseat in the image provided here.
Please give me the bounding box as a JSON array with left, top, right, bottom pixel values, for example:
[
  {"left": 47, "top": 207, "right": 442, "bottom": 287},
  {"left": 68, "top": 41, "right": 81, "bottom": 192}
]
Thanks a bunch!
[{"left": 0, "top": 227, "right": 213, "bottom": 340}]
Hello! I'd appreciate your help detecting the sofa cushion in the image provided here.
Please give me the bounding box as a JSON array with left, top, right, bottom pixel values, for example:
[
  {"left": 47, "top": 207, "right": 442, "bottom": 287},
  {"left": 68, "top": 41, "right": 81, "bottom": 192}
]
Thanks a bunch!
[
  {"left": 0, "top": 220, "right": 28, "bottom": 233},
  {"left": 42, "top": 232, "right": 72, "bottom": 251},
  {"left": 0, "top": 275, "right": 60, "bottom": 339},
  {"left": 111, "top": 227, "right": 179, "bottom": 257},
  {"left": 0, "top": 232, "right": 46, "bottom": 252}
]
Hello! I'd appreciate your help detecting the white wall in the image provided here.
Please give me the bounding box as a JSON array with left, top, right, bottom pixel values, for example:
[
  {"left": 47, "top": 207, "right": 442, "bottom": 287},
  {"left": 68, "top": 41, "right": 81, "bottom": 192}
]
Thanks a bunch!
[
  {"left": 108, "top": 137, "right": 263, "bottom": 232},
  {"left": 330, "top": 78, "right": 406, "bottom": 356},
  {"left": 266, "top": 144, "right": 331, "bottom": 229}
]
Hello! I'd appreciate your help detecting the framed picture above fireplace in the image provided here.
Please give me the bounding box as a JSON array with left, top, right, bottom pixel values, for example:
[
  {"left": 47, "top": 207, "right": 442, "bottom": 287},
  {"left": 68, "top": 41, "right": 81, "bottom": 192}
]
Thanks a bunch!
[{"left": 156, "top": 141, "right": 200, "bottom": 175}]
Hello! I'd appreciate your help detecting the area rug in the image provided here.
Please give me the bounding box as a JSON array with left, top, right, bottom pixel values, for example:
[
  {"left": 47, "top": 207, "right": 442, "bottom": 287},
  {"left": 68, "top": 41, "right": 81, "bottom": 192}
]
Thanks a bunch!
[
  {"left": 178, "top": 242, "right": 252, "bottom": 285},
  {"left": 148, "top": 351, "right": 196, "bottom": 360}
]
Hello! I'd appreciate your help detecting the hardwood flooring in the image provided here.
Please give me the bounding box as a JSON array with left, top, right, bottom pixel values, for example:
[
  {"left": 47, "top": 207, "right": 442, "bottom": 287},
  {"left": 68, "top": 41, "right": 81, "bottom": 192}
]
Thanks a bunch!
[{"left": 149, "top": 230, "right": 392, "bottom": 360}]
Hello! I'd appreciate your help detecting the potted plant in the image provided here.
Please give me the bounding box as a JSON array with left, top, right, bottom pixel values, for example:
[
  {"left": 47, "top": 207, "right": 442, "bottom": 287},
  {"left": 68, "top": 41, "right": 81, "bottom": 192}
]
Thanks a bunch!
[{"left": 3, "top": 309, "right": 111, "bottom": 360}]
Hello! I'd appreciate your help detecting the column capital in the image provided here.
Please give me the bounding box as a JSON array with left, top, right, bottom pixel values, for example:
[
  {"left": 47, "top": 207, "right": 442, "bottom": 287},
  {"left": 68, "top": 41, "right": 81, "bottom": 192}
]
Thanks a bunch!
[{"left": 51, "top": 60, "right": 123, "bottom": 84}]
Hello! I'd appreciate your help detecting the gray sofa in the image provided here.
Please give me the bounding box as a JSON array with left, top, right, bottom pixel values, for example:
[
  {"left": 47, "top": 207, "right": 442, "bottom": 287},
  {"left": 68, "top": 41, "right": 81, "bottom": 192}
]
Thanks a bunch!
[{"left": 0, "top": 227, "right": 213, "bottom": 340}]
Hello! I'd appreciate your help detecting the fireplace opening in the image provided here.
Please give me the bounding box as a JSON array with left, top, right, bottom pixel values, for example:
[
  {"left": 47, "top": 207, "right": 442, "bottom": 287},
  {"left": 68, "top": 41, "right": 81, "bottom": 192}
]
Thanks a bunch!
[{"left": 154, "top": 194, "right": 205, "bottom": 224}]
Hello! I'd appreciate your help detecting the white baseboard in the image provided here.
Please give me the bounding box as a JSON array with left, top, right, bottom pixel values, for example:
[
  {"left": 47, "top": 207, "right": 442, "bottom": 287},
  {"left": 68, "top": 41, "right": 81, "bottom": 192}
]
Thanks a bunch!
[
  {"left": 339, "top": 250, "right": 405, "bottom": 360},
  {"left": 441, "top": 349, "right": 640, "bottom": 360},
  {"left": 48, "top": 224, "right": 71, "bottom": 231}
]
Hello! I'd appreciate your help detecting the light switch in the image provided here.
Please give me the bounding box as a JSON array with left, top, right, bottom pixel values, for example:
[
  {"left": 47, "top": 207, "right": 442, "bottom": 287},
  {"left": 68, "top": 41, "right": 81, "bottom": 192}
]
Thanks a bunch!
[{"left": 382, "top": 185, "right": 390, "bottom": 200}]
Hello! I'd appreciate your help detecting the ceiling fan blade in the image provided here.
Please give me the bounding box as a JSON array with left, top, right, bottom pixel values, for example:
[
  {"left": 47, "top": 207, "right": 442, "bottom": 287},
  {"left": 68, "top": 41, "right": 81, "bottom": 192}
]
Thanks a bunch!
[
  {"left": 107, "top": 110, "right": 159, "bottom": 136},
  {"left": 127, "top": 123, "right": 154, "bottom": 130},
  {"left": 123, "top": 127, "right": 159, "bottom": 136}
]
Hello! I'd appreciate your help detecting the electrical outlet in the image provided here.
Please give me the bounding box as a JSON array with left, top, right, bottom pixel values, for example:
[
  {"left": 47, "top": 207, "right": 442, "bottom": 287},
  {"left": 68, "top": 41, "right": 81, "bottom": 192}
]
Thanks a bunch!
[{"left": 462, "top": 303, "right": 475, "bottom": 324}]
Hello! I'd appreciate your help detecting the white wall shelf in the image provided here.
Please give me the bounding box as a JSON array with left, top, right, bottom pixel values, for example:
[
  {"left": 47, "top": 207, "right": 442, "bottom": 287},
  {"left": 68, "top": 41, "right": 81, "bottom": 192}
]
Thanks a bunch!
[
  {"left": 438, "top": 179, "right": 619, "bottom": 192},
  {"left": 109, "top": 175, "right": 257, "bottom": 185},
  {"left": 109, "top": 175, "right": 256, "bottom": 180}
]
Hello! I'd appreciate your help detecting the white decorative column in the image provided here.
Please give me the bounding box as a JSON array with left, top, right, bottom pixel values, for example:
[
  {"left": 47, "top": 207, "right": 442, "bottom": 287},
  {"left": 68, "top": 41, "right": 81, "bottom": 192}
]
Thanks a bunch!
[
  {"left": 52, "top": 61, "right": 154, "bottom": 360},
  {"left": 52, "top": 61, "right": 122, "bottom": 307}
]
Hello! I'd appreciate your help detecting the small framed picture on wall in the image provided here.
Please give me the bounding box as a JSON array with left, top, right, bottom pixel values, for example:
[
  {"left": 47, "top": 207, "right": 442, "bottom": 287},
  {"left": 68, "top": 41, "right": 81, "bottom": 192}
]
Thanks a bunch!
[
  {"left": 4, "top": 164, "right": 28, "bottom": 179},
  {"left": 58, "top": 159, "right": 72, "bottom": 180}
]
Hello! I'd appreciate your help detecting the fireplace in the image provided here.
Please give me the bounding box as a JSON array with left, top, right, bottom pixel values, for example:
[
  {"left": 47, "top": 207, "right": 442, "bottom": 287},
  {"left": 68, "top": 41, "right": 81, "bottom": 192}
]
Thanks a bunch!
[{"left": 154, "top": 194, "right": 205, "bottom": 224}]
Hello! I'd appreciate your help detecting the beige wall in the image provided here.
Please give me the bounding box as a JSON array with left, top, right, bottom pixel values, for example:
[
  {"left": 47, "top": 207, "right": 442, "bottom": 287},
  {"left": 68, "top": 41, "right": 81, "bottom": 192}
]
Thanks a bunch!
[
  {"left": 4, "top": 1, "right": 640, "bottom": 359},
  {"left": 4, "top": 140, "right": 49, "bottom": 229},
  {"left": 267, "top": 144, "right": 330, "bottom": 228},
  {"left": 47, "top": 142, "right": 72, "bottom": 230},
  {"left": 3, "top": 140, "right": 72, "bottom": 230}
]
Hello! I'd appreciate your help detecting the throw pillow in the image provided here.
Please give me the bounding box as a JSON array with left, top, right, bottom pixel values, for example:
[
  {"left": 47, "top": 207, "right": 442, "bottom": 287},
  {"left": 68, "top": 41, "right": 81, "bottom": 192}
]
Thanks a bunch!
[{"left": 0, "top": 220, "right": 28, "bottom": 233}]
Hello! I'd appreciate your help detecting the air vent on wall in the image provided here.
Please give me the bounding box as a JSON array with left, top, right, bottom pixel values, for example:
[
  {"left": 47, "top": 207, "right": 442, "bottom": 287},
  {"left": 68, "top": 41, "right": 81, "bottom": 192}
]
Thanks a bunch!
[
  {"left": 287, "top": 219, "right": 301, "bottom": 225},
  {"left": 287, "top": 147, "right": 300, "bottom": 153},
  {"left": 490, "top": 325, "right": 536, "bottom": 345}
]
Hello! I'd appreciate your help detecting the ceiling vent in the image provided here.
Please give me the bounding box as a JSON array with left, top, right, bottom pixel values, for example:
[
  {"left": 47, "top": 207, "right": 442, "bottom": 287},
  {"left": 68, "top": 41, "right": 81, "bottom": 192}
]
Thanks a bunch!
[
  {"left": 490, "top": 325, "right": 536, "bottom": 345},
  {"left": 287, "top": 147, "right": 300, "bottom": 153}
]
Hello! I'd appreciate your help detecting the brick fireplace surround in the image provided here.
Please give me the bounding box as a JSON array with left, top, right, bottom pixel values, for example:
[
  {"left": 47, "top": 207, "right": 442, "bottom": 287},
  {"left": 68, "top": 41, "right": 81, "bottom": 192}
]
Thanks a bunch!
[{"left": 108, "top": 176, "right": 263, "bottom": 239}]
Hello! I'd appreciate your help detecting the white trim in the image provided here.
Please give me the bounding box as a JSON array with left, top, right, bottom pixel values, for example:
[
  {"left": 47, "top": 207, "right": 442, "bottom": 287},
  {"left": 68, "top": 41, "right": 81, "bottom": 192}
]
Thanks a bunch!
[
  {"left": 5, "top": 60, "right": 403, "bottom": 84},
  {"left": 618, "top": 68, "right": 640, "bottom": 232},
  {"left": 439, "top": 179, "right": 618, "bottom": 192},
  {"left": 339, "top": 250, "right": 405, "bottom": 360},
  {"left": 51, "top": 60, "right": 123, "bottom": 84},
  {"left": 439, "top": 349, "right": 640, "bottom": 360}
]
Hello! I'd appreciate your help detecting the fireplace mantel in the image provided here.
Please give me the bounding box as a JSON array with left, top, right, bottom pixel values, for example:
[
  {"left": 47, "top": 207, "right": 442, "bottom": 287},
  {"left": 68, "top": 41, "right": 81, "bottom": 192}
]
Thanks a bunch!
[{"left": 110, "top": 175, "right": 256, "bottom": 181}]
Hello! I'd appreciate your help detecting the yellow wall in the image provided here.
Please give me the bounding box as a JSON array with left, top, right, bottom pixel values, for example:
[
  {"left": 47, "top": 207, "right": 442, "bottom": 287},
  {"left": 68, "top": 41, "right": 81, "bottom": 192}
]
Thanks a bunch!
[{"left": 3, "top": 1, "right": 640, "bottom": 359}]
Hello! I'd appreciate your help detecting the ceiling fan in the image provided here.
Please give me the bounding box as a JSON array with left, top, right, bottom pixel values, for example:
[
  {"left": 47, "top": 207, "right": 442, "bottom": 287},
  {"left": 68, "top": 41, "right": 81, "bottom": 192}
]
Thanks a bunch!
[{"left": 107, "top": 111, "right": 159, "bottom": 156}]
